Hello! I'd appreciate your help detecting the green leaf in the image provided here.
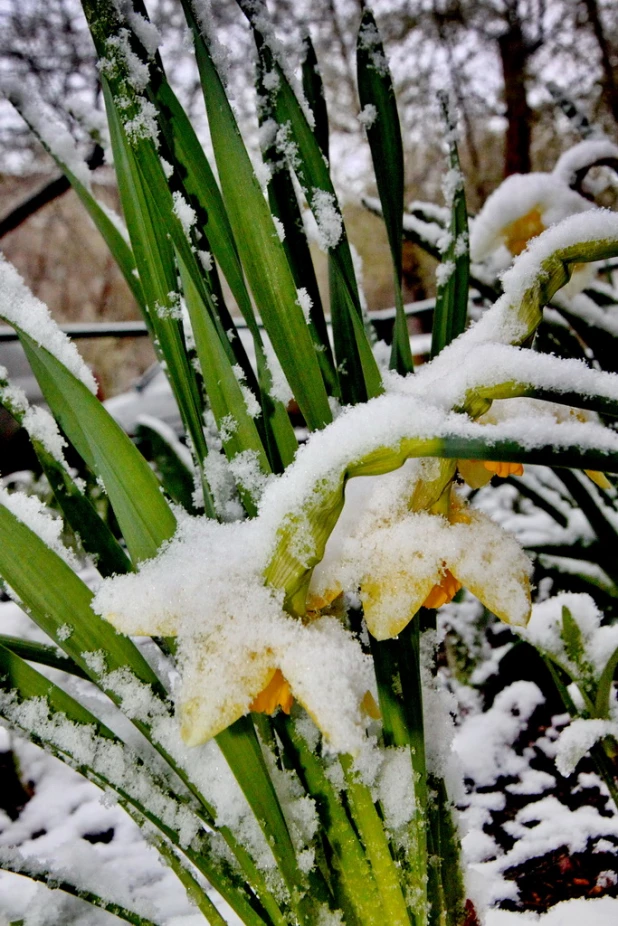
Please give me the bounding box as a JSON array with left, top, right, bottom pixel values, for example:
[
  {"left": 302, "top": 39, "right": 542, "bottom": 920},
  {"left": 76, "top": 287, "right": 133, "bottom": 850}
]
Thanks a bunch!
[
  {"left": 236, "top": 0, "right": 382, "bottom": 405},
  {"left": 0, "top": 636, "right": 89, "bottom": 679},
  {"left": 0, "top": 646, "right": 262, "bottom": 926},
  {"left": 0, "top": 854, "right": 159, "bottom": 926},
  {"left": 19, "top": 333, "right": 177, "bottom": 564},
  {"left": 216, "top": 717, "right": 316, "bottom": 925},
  {"left": 0, "top": 369, "right": 131, "bottom": 577},
  {"left": 0, "top": 505, "right": 163, "bottom": 690},
  {"left": 135, "top": 419, "right": 196, "bottom": 513},
  {"left": 357, "top": 9, "right": 413, "bottom": 375},
  {"left": 553, "top": 470, "right": 618, "bottom": 584},
  {"left": 177, "top": 254, "right": 271, "bottom": 516},
  {"left": 37, "top": 446, "right": 133, "bottom": 577},
  {"left": 5, "top": 89, "right": 144, "bottom": 312},
  {"left": 256, "top": 57, "right": 339, "bottom": 398},
  {"left": 100, "top": 79, "right": 213, "bottom": 508},
  {"left": 596, "top": 644, "right": 618, "bottom": 718},
  {"left": 275, "top": 715, "right": 383, "bottom": 926},
  {"left": 182, "top": 1, "right": 332, "bottom": 432},
  {"left": 301, "top": 33, "right": 329, "bottom": 159},
  {"left": 147, "top": 73, "right": 298, "bottom": 470},
  {"left": 431, "top": 93, "right": 470, "bottom": 358},
  {"left": 560, "top": 606, "right": 586, "bottom": 665}
]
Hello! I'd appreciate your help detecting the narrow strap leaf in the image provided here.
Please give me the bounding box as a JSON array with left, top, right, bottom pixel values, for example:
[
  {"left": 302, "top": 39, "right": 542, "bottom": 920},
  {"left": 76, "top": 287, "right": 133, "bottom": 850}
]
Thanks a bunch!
[
  {"left": 0, "top": 647, "right": 266, "bottom": 926},
  {"left": 256, "top": 55, "right": 339, "bottom": 397},
  {"left": 4, "top": 85, "right": 144, "bottom": 311},
  {"left": 431, "top": 93, "right": 470, "bottom": 357},
  {"left": 216, "top": 717, "right": 318, "bottom": 925},
  {"left": 0, "top": 636, "right": 89, "bottom": 679},
  {"left": 0, "top": 853, "right": 160, "bottom": 926},
  {"left": 301, "top": 33, "right": 329, "bottom": 159},
  {"left": 135, "top": 419, "right": 197, "bottom": 513},
  {"left": 236, "top": 0, "right": 382, "bottom": 405},
  {"left": 20, "top": 334, "right": 177, "bottom": 563},
  {"left": 275, "top": 715, "right": 384, "bottom": 926},
  {"left": 0, "top": 368, "right": 132, "bottom": 576},
  {"left": 0, "top": 504, "right": 164, "bottom": 690},
  {"left": 100, "top": 78, "right": 213, "bottom": 498},
  {"left": 357, "top": 9, "right": 413, "bottom": 374},
  {"left": 181, "top": 0, "right": 332, "bottom": 432}
]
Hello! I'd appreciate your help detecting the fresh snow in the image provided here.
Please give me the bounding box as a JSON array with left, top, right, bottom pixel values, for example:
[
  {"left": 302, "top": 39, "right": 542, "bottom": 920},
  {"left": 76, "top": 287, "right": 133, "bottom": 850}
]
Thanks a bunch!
[{"left": 0, "top": 256, "right": 97, "bottom": 393}]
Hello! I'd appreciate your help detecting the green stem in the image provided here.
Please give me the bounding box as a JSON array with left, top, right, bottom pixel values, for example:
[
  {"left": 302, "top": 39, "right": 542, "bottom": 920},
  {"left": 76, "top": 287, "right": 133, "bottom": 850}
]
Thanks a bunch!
[
  {"left": 340, "top": 753, "right": 412, "bottom": 926},
  {"left": 370, "top": 632, "right": 427, "bottom": 924},
  {"left": 275, "top": 715, "right": 383, "bottom": 926}
]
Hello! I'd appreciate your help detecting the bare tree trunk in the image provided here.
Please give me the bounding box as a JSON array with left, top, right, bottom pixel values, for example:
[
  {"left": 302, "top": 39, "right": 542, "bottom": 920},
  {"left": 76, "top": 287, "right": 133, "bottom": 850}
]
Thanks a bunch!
[
  {"left": 582, "top": 0, "right": 618, "bottom": 124},
  {"left": 498, "top": 15, "right": 534, "bottom": 177}
]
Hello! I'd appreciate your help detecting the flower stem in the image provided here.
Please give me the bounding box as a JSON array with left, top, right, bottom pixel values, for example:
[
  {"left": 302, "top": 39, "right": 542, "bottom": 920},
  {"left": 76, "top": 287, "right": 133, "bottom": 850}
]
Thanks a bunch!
[
  {"left": 340, "top": 753, "right": 412, "bottom": 926},
  {"left": 275, "top": 714, "right": 383, "bottom": 926},
  {"left": 370, "top": 632, "right": 428, "bottom": 925}
]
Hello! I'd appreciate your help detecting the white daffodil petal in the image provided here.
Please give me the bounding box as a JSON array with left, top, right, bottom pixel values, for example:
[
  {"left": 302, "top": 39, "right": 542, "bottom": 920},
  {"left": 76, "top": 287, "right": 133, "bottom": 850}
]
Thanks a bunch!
[
  {"left": 457, "top": 458, "right": 493, "bottom": 490},
  {"left": 278, "top": 617, "right": 376, "bottom": 755},
  {"left": 449, "top": 510, "right": 532, "bottom": 626},
  {"left": 356, "top": 512, "right": 450, "bottom": 639},
  {"left": 179, "top": 633, "right": 276, "bottom": 746},
  {"left": 361, "top": 570, "right": 437, "bottom": 640}
]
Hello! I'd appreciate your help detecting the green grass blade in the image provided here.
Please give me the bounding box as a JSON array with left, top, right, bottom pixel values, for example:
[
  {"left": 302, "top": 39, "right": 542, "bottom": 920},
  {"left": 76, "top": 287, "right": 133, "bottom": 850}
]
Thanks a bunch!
[
  {"left": 0, "top": 646, "right": 263, "bottom": 926},
  {"left": 356, "top": 9, "right": 413, "bottom": 375},
  {"left": 135, "top": 419, "right": 196, "bottom": 513},
  {"left": 596, "top": 644, "right": 618, "bottom": 718},
  {"left": 0, "top": 856, "right": 159, "bottom": 926},
  {"left": 101, "top": 79, "right": 213, "bottom": 498},
  {"left": 301, "top": 33, "right": 329, "bottom": 159},
  {"left": 431, "top": 93, "right": 470, "bottom": 358},
  {"left": 0, "top": 369, "right": 131, "bottom": 577},
  {"left": 177, "top": 255, "right": 271, "bottom": 516},
  {"left": 147, "top": 74, "right": 297, "bottom": 470},
  {"left": 37, "top": 449, "right": 133, "bottom": 577},
  {"left": 256, "top": 57, "right": 339, "bottom": 397},
  {"left": 0, "top": 636, "right": 89, "bottom": 679}
]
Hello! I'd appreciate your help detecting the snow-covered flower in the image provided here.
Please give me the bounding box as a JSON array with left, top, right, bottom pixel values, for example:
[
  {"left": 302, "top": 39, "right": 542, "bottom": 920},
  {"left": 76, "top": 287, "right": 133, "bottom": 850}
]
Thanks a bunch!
[
  {"left": 358, "top": 499, "right": 532, "bottom": 640},
  {"left": 309, "top": 485, "right": 532, "bottom": 642},
  {"left": 93, "top": 516, "right": 376, "bottom": 754},
  {"left": 469, "top": 163, "right": 599, "bottom": 296}
]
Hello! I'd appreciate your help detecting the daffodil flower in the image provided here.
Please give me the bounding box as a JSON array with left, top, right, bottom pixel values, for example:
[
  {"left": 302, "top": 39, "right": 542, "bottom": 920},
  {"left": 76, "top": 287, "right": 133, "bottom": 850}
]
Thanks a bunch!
[
  {"left": 249, "top": 669, "right": 293, "bottom": 715},
  {"left": 458, "top": 458, "right": 524, "bottom": 489},
  {"left": 93, "top": 517, "right": 376, "bottom": 754},
  {"left": 470, "top": 171, "right": 597, "bottom": 296},
  {"left": 309, "top": 491, "right": 532, "bottom": 641}
]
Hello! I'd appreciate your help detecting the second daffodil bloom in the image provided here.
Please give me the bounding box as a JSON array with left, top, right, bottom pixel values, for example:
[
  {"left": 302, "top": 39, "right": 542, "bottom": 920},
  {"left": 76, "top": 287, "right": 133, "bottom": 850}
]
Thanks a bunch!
[
  {"left": 309, "top": 487, "right": 532, "bottom": 641},
  {"left": 469, "top": 163, "right": 598, "bottom": 297},
  {"left": 92, "top": 516, "right": 376, "bottom": 755}
]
